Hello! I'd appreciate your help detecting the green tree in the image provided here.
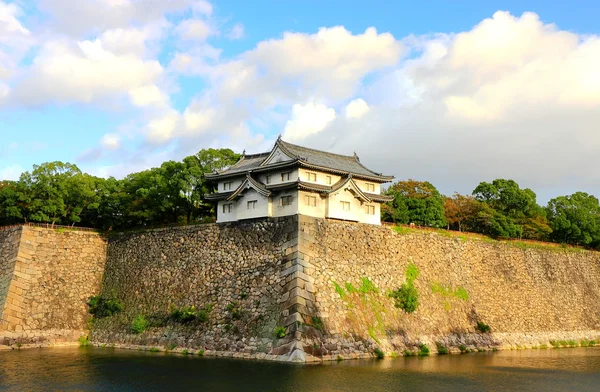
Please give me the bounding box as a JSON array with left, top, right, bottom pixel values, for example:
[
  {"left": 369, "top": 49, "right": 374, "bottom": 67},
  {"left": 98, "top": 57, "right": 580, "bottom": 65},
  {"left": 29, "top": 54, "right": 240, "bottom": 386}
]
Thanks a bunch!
[
  {"left": 383, "top": 179, "right": 447, "bottom": 227},
  {"left": 0, "top": 181, "right": 24, "bottom": 225},
  {"left": 546, "top": 192, "right": 600, "bottom": 247},
  {"left": 18, "top": 162, "right": 98, "bottom": 226},
  {"left": 472, "top": 179, "right": 550, "bottom": 240}
]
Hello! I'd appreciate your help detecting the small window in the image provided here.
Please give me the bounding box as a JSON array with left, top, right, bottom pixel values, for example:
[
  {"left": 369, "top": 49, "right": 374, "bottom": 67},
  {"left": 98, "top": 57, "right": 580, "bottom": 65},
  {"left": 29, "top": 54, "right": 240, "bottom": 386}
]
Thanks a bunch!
[
  {"left": 281, "top": 172, "right": 291, "bottom": 181},
  {"left": 223, "top": 182, "right": 233, "bottom": 191},
  {"left": 280, "top": 196, "right": 293, "bottom": 206},
  {"left": 222, "top": 203, "right": 233, "bottom": 213},
  {"left": 265, "top": 175, "right": 271, "bottom": 184},
  {"left": 326, "top": 176, "right": 332, "bottom": 185},
  {"left": 365, "top": 205, "right": 375, "bottom": 215},
  {"left": 341, "top": 201, "right": 351, "bottom": 211},
  {"left": 247, "top": 200, "right": 257, "bottom": 210},
  {"left": 305, "top": 172, "right": 316, "bottom": 182},
  {"left": 305, "top": 195, "right": 317, "bottom": 207},
  {"left": 365, "top": 183, "right": 375, "bottom": 192}
]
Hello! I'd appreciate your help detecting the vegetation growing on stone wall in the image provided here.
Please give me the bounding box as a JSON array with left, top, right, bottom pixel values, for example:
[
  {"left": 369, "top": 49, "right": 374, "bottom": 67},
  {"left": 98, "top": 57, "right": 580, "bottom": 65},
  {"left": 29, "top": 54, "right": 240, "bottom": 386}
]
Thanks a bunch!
[
  {"left": 226, "top": 301, "right": 243, "bottom": 320},
  {"left": 170, "top": 304, "right": 214, "bottom": 324},
  {"left": 373, "top": 347, "right": 385, "bottom": 359},
  {"left": 436, "top": 342, "right": 449, "bottom": 355},
  {"left": 131, "top": 315, "right": 149, "bottom": 334},
  {"left": 78, "top": 335, "right": 92, "bottom": 347},
  {"left": 310, "top": 316, "right": 325, "bottom": 331},
  {"left": 87, "top": 294, "right": 124, "bottom": 318},
  {"left": 273, "top": 326, "right": 286, "bottom": 338},
  {"left": 431, "top": 282, "right": 469, "bottom": 310},
  {"left": 418, "top": 343, "right": 430, "bottom": 356},
  {"left": 389, "top": 262, "right": 420, "bottom": 313},
  {"left": 475, "top": 321, "right": 491, "bottom": 333}
]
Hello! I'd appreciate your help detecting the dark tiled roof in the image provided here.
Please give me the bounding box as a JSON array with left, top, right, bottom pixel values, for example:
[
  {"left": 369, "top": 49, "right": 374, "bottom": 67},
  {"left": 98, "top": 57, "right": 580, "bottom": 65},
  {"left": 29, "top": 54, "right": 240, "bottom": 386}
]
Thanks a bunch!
[
  {"left": 207, "top": 138, "right": 393, "bottom": 182},
  {"left": 207, "top": 152, "right": 270, "bottom": 177},
  {"left": 278, "top": 139, "right": 391, "bottom": 179}
]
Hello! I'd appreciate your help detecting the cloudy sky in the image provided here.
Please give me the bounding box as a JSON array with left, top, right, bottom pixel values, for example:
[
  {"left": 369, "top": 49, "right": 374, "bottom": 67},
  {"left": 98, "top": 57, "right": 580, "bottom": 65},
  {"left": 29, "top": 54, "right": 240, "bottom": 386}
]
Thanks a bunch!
[{"left": 1, "top": 1, "right": 599, "bottom": 203}]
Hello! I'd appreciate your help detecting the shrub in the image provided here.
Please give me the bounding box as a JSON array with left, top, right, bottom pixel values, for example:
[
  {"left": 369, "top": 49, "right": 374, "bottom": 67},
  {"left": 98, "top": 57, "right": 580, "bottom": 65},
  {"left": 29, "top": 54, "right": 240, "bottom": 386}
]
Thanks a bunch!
[
  {"left": 87, "top": 295, "right": 124, "bottom": 318},
  {"left": 170, "top": 306, "right": 198, "bottom": 323},
  {"left": 131, "top": 315, "right": 149, "bottom": 334},
  {"left": 550, "top": 340, "right": 561, "bottom": 348},
  {"left": 403, "top": 350, "right": 416, "bottom": 357},
  {"left": 418, "top": 343, "right": 430, "bottom": 356},
  {"left": 436, "top": 342, "right": 449, "bottom": 355},
  {"left": 78, "top": 335, "right": 92, "bottom": 347},
  {"left": 373, "top": 347, "right": 385, "bottom": 359},
  {"left": 273, "top": 326, "right": 286, "bottom": 338},
  {"left": 389, "top": 284, "right": 419, "bottom": 313},
  {"left": 149, "top": 347, "right": 160, "bottom": 352},
  {"left": 458, "top": 344, "right": 467, "bottom": 353},
  {"left": 475, "top": 321, "right": 491, "bottom": 333},
  {"left": 166, "top": 343, "right": 176, "bottom": 351},
  {"left": 198, "top": 349, "right": 205, "bottom": 356}
]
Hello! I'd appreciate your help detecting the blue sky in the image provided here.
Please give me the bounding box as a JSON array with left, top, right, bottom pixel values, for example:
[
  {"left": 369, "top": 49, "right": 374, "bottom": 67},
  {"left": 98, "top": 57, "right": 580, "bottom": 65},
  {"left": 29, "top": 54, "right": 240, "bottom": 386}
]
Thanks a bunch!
[{"left": 1, "top": 0, "right": 600, "bottom": 203}]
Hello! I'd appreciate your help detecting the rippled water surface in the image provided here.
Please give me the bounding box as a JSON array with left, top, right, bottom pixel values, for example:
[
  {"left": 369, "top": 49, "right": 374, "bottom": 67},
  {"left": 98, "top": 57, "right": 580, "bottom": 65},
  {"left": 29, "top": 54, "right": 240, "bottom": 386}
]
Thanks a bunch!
[{"left": 1, "top": 347, "right": 600, "bottom": 391}]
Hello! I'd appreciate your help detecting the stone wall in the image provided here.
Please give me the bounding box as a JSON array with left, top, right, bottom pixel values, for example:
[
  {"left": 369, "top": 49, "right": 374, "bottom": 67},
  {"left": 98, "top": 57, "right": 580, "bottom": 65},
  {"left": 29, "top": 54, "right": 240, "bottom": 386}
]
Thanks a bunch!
[
  {"left": 0, "top": 227, "right": 22, "bottom": 326},
  {"left": 0, "top": 226, "right": 107, "bottom": 346},
  {"left": 297, "top": 216, "right": 600, "bottom": 359},
  {"left": 91, "top": 217, "right": 301, "bottom": 359}
]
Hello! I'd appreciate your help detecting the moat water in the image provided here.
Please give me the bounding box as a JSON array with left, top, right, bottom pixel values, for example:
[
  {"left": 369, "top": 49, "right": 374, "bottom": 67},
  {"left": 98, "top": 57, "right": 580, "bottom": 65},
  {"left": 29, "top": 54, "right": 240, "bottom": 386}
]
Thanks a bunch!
[{"left": 1, "top": 347, "right": 600, "bottom": 391}]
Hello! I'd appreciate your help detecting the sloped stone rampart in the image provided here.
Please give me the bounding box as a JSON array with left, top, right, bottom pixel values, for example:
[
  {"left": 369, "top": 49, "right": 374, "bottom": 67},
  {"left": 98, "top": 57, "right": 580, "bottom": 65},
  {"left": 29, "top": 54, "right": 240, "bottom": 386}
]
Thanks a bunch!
[
  {"left": 91, "top": 217, "right": 301, "bottom": 359},
  {"left": 0, "top": 227, "right": 107, "bottom": 346},
  {"left": 299, "top": 216, "right": 600, "bottom": 359}
]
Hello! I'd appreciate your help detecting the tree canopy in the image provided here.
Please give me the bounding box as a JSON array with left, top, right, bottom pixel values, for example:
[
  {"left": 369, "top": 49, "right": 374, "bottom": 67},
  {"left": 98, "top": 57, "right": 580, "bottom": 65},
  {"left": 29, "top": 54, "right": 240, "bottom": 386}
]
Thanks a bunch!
[
  {"left": 0, "top": 149, "right": 240, "bottom": 230},
  {"left": 382, "top": 179, "right": 447, "bottom": 227}
]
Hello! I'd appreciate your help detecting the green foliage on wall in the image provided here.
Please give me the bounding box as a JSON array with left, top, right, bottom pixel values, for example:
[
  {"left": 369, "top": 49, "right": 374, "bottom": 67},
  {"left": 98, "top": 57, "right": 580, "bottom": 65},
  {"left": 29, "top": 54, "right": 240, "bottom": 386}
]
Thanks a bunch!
[
  {"left": 389, "top": 262, "right": 420, "bottom": 313},
  {"left": 131, "top": 315, "right": 149, "bottom": 334},
  {"left": 87, "top": 294, "right": 124, "bottom": 318}
]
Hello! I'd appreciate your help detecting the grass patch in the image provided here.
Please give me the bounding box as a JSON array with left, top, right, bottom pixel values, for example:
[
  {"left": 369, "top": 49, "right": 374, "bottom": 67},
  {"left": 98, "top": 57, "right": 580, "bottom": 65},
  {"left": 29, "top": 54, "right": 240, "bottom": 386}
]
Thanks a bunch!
[
  {"left": 170, "top": 304, "right": 213, "bottom": 324},
  {"left": 131, "top": 315, "right": 149, "bottom": 334},
  {"left": 333, "top": 282, "right": 346, "bottom": 298},
  {"left": 403, "top": 350, "right": 416, "bottom": 357},
  {"left": 198, "top": 349, "right": 205, "bottom": 356},
  {"left": 374, "top": 347, "right": 385, "bottom": 359},
  {"left": 458, "top": 344, "right": 468, "bottom": 353},
  {"left": 149, "top": 347, "right": 160, "bottom": 352},
  {"left": 165, "top": 343, "right": 176, "bottom": 351}
]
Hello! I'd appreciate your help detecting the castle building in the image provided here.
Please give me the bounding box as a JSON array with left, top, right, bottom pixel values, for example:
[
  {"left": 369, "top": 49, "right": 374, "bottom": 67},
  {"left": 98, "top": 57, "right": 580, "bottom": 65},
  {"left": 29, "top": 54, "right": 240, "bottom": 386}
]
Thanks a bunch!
[{"left": 205, "top": 137, "right": 394, "bottom": 225}]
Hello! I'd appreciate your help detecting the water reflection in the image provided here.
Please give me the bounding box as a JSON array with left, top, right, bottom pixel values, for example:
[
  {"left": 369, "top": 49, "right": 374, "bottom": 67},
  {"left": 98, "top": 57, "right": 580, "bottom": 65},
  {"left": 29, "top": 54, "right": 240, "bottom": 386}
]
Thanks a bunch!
[{"left": 1, "top": 347, "right": 599, "bottom": 391}]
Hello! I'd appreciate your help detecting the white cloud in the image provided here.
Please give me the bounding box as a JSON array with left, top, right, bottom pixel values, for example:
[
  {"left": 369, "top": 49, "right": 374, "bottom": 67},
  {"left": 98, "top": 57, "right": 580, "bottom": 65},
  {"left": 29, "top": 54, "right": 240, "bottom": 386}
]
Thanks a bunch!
[
  {"left": 11, "top": 38, "right": 163, "bottom": 106},
  {"left": 228, "top": 23, "right": 244, "bottom": 40},
  {"left": 0, "top": 164, "right": 24, "bottom": 181},
  {"left": 297, "top": 11, "right": 600, "bottom": 202},
  {"left": 283, "top": 102, "right": 336, "bottom": 142},
  {"left": 175, "top": 19, "right": 214, "bottom": 41},
  {"left": 345, "top": 98, "right": 369, "bottom": 119},
  {"left": 147, "top": 110, "right": 180, "bottom": 144},
  {"left": 100, "top": 133, "right": 121, "bottom": 150},
  {"left": 129, "top": 84, "right": 167, "bottom": 107}
]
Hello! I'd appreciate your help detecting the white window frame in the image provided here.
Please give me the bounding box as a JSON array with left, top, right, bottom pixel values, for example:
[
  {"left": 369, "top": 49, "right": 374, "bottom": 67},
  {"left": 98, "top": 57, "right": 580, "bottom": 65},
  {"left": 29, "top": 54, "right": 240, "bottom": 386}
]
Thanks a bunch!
[
  {"left": 365, "top": 183, "right": 375, "bottom": 192},
  {"left": 341, "top": 201, "right": 351, "bottom": 211},
  {"left": 223, "top": 182, "right": 233, "bottom": 191},
  {"left": 365, "top": 205, "right": 375, "bottom": 215},
  {"left": 280, "top": 195, "right": 293, "bottom": 206},
  {"left": 247, "top": 200, "right": 257, "bottom": 210},
  {"left": 305, "top": 195, "right": 317, "bottom": 207},
  {"left": 306, "top": 172, "right": 317, "bottom": 182}
]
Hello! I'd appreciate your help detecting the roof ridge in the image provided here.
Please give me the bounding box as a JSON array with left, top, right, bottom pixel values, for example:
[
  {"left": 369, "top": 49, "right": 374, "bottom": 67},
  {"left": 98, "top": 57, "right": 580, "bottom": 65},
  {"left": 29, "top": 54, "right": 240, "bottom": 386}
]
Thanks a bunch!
[{"left": 279, "top": 139, "right": 357, "bottom": 160}]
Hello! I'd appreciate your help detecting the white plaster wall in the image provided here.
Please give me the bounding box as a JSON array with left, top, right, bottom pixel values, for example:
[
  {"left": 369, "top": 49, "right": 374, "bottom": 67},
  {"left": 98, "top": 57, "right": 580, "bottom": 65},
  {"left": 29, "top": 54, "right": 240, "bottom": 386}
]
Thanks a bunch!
[
  {"left": 361, "top": 203, "right": 381, "bottom": 225},
  {"left": 216, "top": 200, "right": 238, "bottom": 223},
  {"left": 298, "top": 191, "right": 327, "bottom": 219},
  {"left": 298, "top": 168, "right": 341, "bottom": 186},
  {"left": 354, "top": 179, "right": 381, "bottom": 194},
  {"left": 258, "top": 169, "right": 299, "bottom": 186},
  {"left": 217, "top": 176, "right": 244, "bottom": 193},
  {"left": 327, "top": 189, "right": 362, "bottom": 222},
  {"left": 271, "top": 190, "right": 299, "bottom": 218},
  {"left": 235, "top": 189, "right": 269, "bottom": 221}
]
